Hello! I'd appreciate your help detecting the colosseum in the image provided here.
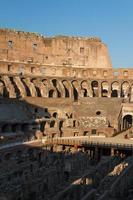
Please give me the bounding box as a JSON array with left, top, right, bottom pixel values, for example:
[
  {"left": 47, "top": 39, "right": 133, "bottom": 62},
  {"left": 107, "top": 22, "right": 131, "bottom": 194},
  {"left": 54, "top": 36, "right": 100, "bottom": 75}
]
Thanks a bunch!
[{"left": 0, "top": 28, "right": 133, "bottom": 200}]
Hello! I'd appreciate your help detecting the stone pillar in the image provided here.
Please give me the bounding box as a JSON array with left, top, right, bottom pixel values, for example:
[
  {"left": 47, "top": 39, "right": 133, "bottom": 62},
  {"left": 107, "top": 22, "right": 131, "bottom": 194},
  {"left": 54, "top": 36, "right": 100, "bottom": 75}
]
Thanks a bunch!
[
  {"left": 111, "top": 148, "right": 115, "bottom": 156},
  {"left": 108, "top": 84, "right": 111, "bottom": 97},
  {"left": 118, "top": 88, "right": 121, "bottom": 98},
  {"left": 121, "top": 118, "right": 123, "bottom": 131},
  {"left": 98, "top": 82, "right": 101, "bottom": 97},
  {"left": 88, "top": 149, "right": 91, "bottom": 157}
]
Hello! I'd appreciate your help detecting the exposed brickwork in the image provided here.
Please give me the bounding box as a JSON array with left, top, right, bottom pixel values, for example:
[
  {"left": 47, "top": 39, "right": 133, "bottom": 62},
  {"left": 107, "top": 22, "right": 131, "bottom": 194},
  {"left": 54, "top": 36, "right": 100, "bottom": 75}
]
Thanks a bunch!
[{"left": 0, "top": 29, "right": 133, "bottom": 200}]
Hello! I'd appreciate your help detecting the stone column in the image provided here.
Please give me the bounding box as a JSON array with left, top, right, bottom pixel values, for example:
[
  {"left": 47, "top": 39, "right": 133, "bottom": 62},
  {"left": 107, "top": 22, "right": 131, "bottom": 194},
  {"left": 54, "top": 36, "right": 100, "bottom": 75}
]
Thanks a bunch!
[
  {"left": 108, "top": 83, "right": 111, "bottom": 97},
  {"left": 98, "top": 81, "right": 101, "bottom": 97},
  {"left": 118, "top": 87, "right": 121, "bottom": 98},
  {"left": 111, "top": 148, "right": 115, "bottom": 156}
]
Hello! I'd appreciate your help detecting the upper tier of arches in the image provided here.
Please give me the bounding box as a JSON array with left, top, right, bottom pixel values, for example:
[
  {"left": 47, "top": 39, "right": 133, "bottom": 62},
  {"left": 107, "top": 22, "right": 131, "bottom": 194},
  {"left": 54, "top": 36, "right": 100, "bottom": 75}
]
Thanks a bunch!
[{"left": 0, "top": 75, "right": 132, "bottom": 100}]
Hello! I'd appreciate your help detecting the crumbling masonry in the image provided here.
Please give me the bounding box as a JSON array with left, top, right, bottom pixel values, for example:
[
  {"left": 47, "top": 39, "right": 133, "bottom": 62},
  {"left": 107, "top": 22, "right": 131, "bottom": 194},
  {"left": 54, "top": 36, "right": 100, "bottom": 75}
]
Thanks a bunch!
[{"left": 0, "top": 29, "right": 133, "bottom": 200}]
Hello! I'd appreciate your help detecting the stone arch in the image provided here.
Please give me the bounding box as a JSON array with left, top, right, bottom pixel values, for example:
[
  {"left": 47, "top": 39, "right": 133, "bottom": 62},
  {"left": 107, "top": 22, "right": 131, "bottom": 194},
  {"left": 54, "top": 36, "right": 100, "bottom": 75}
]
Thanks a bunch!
[
  {"left": 50, "top": 120, "right": 55, "bottom": 127},
  {"left": 111, "top": 81, "right": 119, "bottom": 97},
  {"left": 21, "top": 78, "right": 31, "bottom": 96},
  {"left": 81, "top": 80, "right": 88, "bottom": 97},
  {"left": 91, "top": 81, "right": 99, "bottom": 97},
  {"left": 49, "top": 89, "right": 57, "bottom": 98},
  {"left": 62, "top": 80, "right": 70, "bottom": 97},
  {"left": 9, "top": 77, "right": 21, "bottom": 98},
  {"left": 57, "top": 80, "right": 66, "bottom": 97},
  {"left": 2, "top": 75, "right": 16, "bottom": 98},
  {"left": 31, "top": 78, "right": 42, "bottom": 97},
  {"left": 25, "top": 78, "right": 37, "bottom": 97},
  {"left": 71, "top": 80, "right": 79, "bottom": 101},
  {"left": 81, "top": 80, "right": 92, "bottom": 97},
  {"left": 123, "top": 114, "right": 132, "bottom": 130},
  {"left": 0, "top": 79, "right": 8, "bottom": 97},
  {"left": 101, "top": 81, "right": 109, "bottom": 97},
  {"left": 37, "top": 79, "right": 48, "bottom": 97},
  {"left": 121, "top": 81, "right": 130, "bottom": 98},
  {"left": 51, "top": 79, "right": 61, "bottom": 97},
  {"left": 14, "top": 76, "right": 27, "bottom": 97},
  {"left": 53, "top": 112, "right": 58, "bottom": 118},
  {"left": 62, "top": 80, "right": 73, "bottom": 98}
]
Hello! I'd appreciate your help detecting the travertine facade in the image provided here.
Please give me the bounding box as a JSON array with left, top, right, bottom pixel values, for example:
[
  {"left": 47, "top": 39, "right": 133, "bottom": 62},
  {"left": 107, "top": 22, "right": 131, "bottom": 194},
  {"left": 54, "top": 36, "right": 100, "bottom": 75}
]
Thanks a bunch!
[{"left": 0, "top": 29, "right": 133, "bottom": 200}]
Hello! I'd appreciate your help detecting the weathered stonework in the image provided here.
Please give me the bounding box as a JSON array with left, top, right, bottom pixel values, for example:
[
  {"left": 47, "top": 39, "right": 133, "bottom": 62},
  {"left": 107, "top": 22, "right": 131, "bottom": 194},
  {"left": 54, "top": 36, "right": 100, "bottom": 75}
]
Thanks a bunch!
[{"left": 0, "top": 29, "right": 133, "bottom": 200}]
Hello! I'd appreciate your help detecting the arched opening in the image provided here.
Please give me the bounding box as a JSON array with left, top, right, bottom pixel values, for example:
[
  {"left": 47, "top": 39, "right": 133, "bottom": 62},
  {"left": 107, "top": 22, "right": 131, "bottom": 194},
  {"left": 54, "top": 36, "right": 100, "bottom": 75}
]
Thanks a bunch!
[
  {"left": 81, "top": 81, "right": 89, "bottom": 97},
  {"left": 73, "top": 88, "right": 78, "bottom": 100},
  {"left": 83, "top": 89, "right": 87, "bottom": 97},
  {"left": 102, "top": 89, "right": 108, "bottom": 97},
  {"left": 21, "top": 78, "right": 31, "bottom": 96},
  {"left": 123, "top": 115, "right": 132, "bottom": 130},
  {"left": 40, "top": 121, "right": 46, "bottom": 132},
  {"left": 53, "top": 112, "right": 58, "bottom": 118},
  {"left": 111, "top": 82, "right": 119, "bottom": 97},
  {"left": 9, "top": 77, "right": 21, "bottom": 98},
  {"left": 101, "top": 81, "right": 109, "bottom": 97},
  {"left": 96, "top": 111, "right": 101, "bottom": 115},
  {"left": 91, "top": 81, "right": 98, "bottom": 97},
  {"left": 52, "top": 79, "right": 57, "bottom": 87},
  {"left": 49, "top": 89, "right": 55, "bottom": 98},
  {"left": 72, "top": 81, "right": 78, "bottom": 101},
  {"left": 0, "top": 79, "right": 9, "bottom": 97},
  {"left": 31, "top": 79, "right": 41, "bottom": 97},
  {"left": 111, "top": 90, "right": 118, "bottom": 97},
  {"left": 62, "top": 80, "right": 70, "bottom": 97},
  {"left": 121, "top": 82, "right": 129, "bottom": 98},
  {"left": 42, "top": 79, "right": 48, "bottom": 86},
  {"left": 50, "top": 120, "right": 55, "bottom": 127},
  {"left": 83, "top": 131, "right": 89, "bottom": 136},
  {"left": 64, "top": 87, "right": 69, "bottom": 97},
  {"left": 52, "top": 79, "right": 61, "bottom": 97}
]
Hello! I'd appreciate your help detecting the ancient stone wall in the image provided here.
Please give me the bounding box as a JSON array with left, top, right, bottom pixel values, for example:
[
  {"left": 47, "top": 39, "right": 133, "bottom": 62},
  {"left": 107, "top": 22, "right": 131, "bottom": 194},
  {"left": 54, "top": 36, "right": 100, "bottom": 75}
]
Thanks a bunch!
[
  {"left": 0, "top": 146, "right": 91, "bottom": 200},
  {"left": 0, "top": 28, "right": 133, "bottom": 200},
  {"left": 0, "top": 29, "right": 112, "bottom": 68}
]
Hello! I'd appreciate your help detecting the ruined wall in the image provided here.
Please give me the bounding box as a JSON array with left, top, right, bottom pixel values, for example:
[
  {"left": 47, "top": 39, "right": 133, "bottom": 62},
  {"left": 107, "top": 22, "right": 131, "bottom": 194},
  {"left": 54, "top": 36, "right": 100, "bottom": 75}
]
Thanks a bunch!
[
  {"left": 0, "top": 28, "right": 133, "bottom": 200},
  {"left": 0, "top": 146, "right": 91, "bottom": 200},
  {"left": 0, "top": 29, "right": 132, "bottom": 138},
  {"left": 0, "top": 29, "right": 112, "bottom": 69}
]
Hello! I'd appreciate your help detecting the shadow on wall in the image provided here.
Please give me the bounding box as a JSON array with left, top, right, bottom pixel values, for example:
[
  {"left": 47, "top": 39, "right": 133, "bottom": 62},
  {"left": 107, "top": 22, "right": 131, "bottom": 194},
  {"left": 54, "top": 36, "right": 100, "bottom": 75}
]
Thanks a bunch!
[{"left": 0, "top": 98, "right": 68, "bottom": 144}]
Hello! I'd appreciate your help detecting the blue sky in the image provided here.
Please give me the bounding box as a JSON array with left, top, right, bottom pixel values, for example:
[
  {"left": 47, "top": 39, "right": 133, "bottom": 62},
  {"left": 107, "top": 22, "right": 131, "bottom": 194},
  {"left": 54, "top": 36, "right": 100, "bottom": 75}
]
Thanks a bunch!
[{"left": 0, "top": 0, "right": 133, "bottom": 68}]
